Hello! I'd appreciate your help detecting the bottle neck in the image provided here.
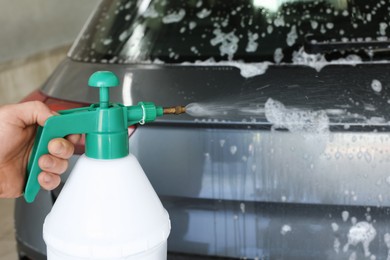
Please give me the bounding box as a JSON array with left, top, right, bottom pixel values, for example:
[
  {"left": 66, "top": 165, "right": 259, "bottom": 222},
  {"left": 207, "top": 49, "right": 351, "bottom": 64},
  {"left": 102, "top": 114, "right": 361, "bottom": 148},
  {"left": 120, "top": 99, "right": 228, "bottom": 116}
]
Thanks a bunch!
[
  {"left": 85, "top": 132, "right": 129, "bottom": 159},
  {"left": 85, "top": 104, "right": 129, "bottom": 159}
]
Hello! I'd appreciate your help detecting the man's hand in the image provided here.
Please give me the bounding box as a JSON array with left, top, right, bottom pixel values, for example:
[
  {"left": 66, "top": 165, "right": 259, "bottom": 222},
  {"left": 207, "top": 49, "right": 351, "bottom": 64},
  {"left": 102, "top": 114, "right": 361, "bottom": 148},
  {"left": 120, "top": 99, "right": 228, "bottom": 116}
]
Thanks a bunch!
[{"left": 0, "top": 101, "right": 80, "bottom": 198}]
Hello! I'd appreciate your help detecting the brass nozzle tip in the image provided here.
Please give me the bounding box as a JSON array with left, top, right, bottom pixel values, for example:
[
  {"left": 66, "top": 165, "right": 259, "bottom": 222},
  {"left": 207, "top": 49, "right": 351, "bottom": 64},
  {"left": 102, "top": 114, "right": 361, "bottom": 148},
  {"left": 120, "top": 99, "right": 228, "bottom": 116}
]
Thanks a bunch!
[{"left": 163, "top": 106, "right": 186, "bottom": 115}]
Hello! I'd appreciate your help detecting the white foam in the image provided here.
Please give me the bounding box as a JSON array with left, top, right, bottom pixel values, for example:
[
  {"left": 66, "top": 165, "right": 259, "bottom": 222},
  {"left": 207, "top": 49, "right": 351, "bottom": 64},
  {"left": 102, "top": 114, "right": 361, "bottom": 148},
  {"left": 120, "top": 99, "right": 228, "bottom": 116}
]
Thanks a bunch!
[
  {"left": 371, "top": 79, "right": 382, "bottom": 92},
  {"left": 331, "top": 222, "right": 339, "bottom": 232},
  {"left": 246, "top": 32, "right": 259, "bottom": 53},
  {"left": 380, "top": 22, "right": 388, "bottom": 36},
  {"left": 230, "top": 145, "right": 237, "bottom": 155},
  {"left": 292, "top": 48, "right": 328, "bottom": 71},
  {"left": 240, "top": 203, "right": 245, "bottom": 213},
  {"left": 162, "top": 9, "right": 186, "bottom": 24},
  {"left": 386, "top": 233, "right": 390, "bottom": 246},
  {"left": 210, "top": 29, "right": 239, "bottom": 60},
  {"left": 102, "top": 38, "right": 112, "bottom": 45},
  {"left": 274, "top": 48, "right": 284, "bottom": 64},
  {"left": 364, "top": 104, "right": 376, "bottom": 111},
  {"left": 334, "top": 238, "right": 341, "bottom": 253},
  {"left": 367, "top": 117, "right": 386, "bottom": 124},
  {"left": 267, "top": 25, "right": 273, "bottom": 34},
  {"left": 292, "top": 47, "right": 362, "bottom": 72},
  {"left": 384, "top": 233, "right": 390, "bottom": 258},
  {"left": 343, "top": 222, "right": 377, "bottom": 257},
  {"left": 286, "top": 25, "right": 298, "bottom": 46},
  {"left": 221, "top": 61, "right": 269, "bottom": 78},
  {"left": 142, "top": 5, "right": 159, "bottom": 18},
  {"left": 196, "top": 8, "right": 211, "bottom": 19},
  {"left": 311, "top": 21, "right": 318, "bottom": 29},
  {"left": 281, "top": 225, "right": 292, "bottom": 235},
  {"left": 274, "top": 16, "right": 285, "bottom": 27},
  {"left": 189, "top": 21, "right": 197, "bottom": 30},
  {"left": 264, "top": 98, "right": 329, "bottom": 134},
  {"left": 326, "top": 22, "right": 334, "bottom": 29}
]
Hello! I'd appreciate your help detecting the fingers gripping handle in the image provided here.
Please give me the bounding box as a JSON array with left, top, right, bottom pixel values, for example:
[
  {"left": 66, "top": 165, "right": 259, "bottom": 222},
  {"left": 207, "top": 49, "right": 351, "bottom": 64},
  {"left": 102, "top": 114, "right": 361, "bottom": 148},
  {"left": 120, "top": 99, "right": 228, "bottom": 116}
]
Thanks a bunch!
[
  {"left": 25, "top": 124, "right": 64, "bottom": 203},
  {"left": 24, "top": 110, "right": 95, "bottom": 203}
]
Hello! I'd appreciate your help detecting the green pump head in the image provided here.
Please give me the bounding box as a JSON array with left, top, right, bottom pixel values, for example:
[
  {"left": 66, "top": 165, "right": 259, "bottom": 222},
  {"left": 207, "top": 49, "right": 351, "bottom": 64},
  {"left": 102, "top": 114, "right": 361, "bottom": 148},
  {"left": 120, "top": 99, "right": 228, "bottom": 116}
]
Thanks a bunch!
[{"left": 23, "top": 71, "right": 170, "bottom": 203}]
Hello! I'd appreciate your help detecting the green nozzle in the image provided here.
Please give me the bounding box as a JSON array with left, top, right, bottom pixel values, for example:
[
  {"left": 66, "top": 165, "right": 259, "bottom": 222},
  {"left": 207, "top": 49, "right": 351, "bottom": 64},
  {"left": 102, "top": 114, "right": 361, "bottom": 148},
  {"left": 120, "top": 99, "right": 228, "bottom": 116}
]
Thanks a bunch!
[{"left": 88, "top": 71, "right": 119, "bottom": 108}]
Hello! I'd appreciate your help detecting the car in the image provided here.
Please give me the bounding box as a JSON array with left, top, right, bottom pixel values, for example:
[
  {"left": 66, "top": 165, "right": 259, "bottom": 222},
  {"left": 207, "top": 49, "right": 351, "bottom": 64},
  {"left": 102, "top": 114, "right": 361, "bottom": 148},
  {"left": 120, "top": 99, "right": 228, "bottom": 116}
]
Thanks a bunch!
[{"left": 15, "top": 0, "right": 390, "bottom": 259}]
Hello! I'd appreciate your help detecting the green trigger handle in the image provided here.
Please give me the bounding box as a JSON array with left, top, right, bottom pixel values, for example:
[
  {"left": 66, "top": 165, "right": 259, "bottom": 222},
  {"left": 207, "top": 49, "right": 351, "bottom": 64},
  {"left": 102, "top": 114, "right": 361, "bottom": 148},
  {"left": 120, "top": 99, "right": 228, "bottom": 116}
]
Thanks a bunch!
[
  {"left": 23, "top": 71, "right": 165, "bottom": 203},
  {"left": 24, "top": 108, "right": 97, "bottom": 203}
]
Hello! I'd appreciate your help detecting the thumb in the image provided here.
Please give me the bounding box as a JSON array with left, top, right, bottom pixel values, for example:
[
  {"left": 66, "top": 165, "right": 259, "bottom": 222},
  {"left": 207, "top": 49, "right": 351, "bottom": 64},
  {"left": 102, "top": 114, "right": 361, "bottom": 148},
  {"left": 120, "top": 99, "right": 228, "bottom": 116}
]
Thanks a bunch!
[{"left": 7, "top": 101, "right": 56, "bottom": 127}]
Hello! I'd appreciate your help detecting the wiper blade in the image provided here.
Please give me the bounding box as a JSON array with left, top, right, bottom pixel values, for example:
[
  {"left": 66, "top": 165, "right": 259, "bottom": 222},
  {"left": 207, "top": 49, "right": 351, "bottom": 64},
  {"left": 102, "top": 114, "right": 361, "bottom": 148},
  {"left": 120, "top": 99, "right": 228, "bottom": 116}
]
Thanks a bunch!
[{"left": 304, "top": 34, "right": 390, "bottom": 54}]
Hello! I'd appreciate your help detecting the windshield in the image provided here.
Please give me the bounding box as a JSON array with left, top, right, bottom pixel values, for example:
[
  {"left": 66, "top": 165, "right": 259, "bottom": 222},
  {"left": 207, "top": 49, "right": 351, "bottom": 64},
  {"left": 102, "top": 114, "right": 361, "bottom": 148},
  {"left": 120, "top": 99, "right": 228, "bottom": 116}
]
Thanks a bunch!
[{"left": 69, "top": 0, "right": 390, "bottom": 64}]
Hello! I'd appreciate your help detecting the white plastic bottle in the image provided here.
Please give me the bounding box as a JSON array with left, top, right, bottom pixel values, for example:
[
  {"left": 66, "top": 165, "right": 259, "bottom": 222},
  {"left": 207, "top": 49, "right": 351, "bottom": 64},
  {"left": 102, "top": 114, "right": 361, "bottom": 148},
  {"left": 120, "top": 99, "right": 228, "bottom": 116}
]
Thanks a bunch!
[{"left": 44, "top": 154, "right": 170, "bottom": 260}]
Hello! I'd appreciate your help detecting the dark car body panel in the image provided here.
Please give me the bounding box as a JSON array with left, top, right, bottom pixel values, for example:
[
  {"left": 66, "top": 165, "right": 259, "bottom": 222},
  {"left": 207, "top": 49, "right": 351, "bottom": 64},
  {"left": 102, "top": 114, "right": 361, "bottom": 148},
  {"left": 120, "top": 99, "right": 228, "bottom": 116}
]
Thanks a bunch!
[{"left": 16, "top": 58, "right": 390, "bottom": 259}]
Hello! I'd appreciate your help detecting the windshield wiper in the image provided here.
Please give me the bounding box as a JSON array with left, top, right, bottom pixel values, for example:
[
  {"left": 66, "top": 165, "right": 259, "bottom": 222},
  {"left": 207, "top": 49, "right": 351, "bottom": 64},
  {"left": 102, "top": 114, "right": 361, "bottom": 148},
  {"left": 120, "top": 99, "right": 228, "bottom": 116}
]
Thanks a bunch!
[{"left": 304, "top": 34, "right": 390, "bottom": 54}]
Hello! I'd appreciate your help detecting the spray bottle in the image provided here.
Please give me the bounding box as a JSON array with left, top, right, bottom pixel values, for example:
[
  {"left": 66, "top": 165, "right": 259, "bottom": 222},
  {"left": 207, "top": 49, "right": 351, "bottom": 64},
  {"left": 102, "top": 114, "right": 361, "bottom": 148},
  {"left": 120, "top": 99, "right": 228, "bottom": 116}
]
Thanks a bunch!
[{"left": 24, "top": 71, "right": 186, "bottom": 260}]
